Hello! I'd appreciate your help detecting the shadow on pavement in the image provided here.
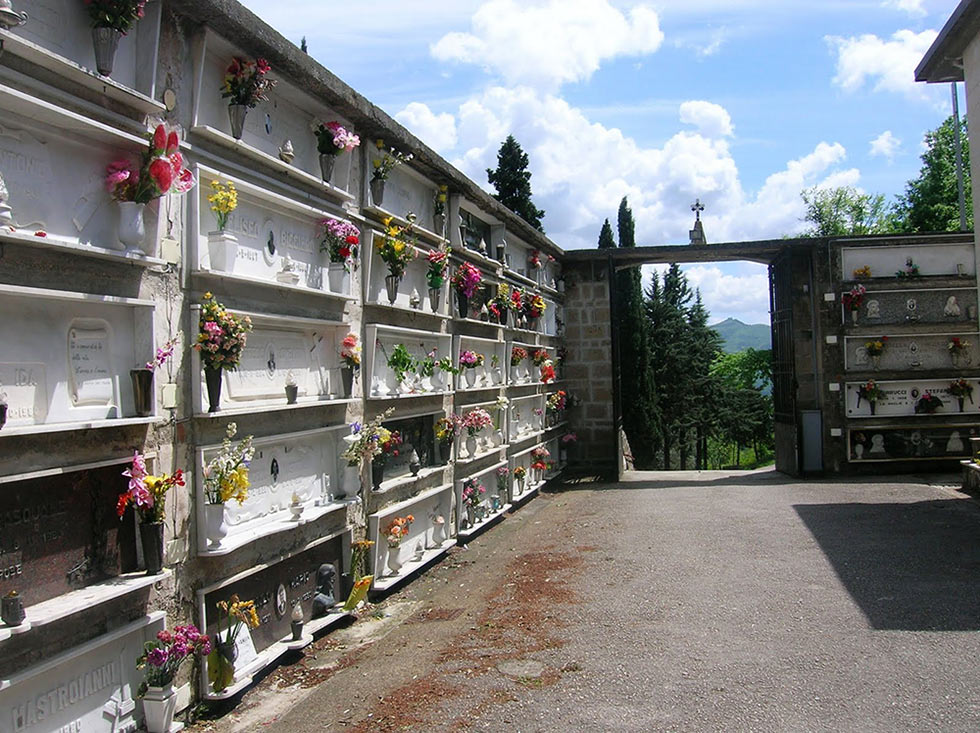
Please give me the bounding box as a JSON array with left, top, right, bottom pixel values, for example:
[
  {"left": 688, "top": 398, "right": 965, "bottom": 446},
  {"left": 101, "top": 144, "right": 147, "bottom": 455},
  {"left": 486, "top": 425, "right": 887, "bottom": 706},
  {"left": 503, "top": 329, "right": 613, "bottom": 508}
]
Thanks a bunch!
[{"left": 795, "top": 498, "right": 980, "bottom": 631}]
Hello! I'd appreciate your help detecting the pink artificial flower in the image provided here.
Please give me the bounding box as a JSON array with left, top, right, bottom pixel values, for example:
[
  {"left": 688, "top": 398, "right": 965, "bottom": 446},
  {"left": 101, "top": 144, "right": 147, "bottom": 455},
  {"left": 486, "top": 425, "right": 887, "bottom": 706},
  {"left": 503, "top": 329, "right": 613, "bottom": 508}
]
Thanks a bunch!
[{"left": 174, "top": 167, "right": 196, "bottom": 194}]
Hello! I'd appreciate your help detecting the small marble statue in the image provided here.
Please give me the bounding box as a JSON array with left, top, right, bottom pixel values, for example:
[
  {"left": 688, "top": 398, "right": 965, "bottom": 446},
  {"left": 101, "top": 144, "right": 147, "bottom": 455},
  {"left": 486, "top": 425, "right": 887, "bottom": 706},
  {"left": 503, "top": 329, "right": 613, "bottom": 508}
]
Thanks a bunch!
[
  {"left": 278, "top": 139, "right": 295, "bottom": 164},
  {"left": 869, "top": 434, "right": 886, "bottom": 454},
  {"left": 310, "top": 563, "right": 336, "bottom": 618},
  {"left": 944, "top": 296, "right": 961, "bottom": 317},
  {"left": 276, "top": 254, "right": 301, "bottom": 285}
]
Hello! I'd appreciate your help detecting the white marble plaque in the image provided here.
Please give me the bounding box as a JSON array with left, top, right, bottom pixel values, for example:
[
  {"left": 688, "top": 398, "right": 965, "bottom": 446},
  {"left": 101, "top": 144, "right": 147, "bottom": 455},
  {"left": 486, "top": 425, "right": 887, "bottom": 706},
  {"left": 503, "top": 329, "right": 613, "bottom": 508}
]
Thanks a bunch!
[
  {"left": 0, "top": 362, "right": 47, "bottom": 426},
  {"left": 225, "top": 330, "right": 317, "bottom": 402},
  {"left": 67, "top": 325, "right": 113, "bottom": 407},
  {"left": 0, "top": 613, "right": 164, "bottom": 733},
  {"left": 846, "top": 378, "right": 980, "bottom": 417}
]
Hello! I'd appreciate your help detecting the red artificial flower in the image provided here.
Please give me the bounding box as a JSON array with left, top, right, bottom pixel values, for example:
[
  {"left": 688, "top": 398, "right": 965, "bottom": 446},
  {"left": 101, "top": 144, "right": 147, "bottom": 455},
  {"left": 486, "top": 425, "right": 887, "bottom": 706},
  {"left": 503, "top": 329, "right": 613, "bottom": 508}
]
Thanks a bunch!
[
  {"left": 256, "top": 58, "right": 271, "bottom": 74},
  {"left": 338, "top": 246, "right": 351, "bottom": 259},
  {"left": 148, "top": 157, "right": 174, "bottom": 193},
  {"left": 34, "top": 231, "right": 47, "bottom": 237},
  {"left": 345, "top": 234, "right": 359, "bottom": 245},
  {"left": 166, "top": 130, "right": 179, "bottom": 155},
  {"left": 226, "top": 57, "right": 242, "bottom": 77},
  {"left": 152, "top": 124, "right": 166, "bottom": 154}
]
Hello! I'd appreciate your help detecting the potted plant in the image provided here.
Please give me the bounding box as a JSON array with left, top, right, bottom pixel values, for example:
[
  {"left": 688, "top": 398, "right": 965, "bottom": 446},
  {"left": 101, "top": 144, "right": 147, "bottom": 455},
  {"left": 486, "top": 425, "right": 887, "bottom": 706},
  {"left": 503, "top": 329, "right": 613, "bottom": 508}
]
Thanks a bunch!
[
  {"left": 208, "top": 595, "right": 260, "bottom": 694},
  {"left": 340, "top": 408, "right": 395, "bottom": 493},
  {"left": 370, "top": 139, "right": 412, "bottom": 205},
  {"left": 495, "top": 466, "right": 510, "bottom": 504},
  {"left": 339, "top": 333, "right": 360, "bottom": 398},
  {"left": 434, "top": 414, "right": 461, "bottom": 465},
  {"left": 864, "top": 337, "right": 887, "bottom": 370},
  {"left": 84, "top": 0, "right": 146, "bottom": 76},
  {"left": 915, "top": 391, "right": 944, "bottom": 414},
  {"left": 193, "top": 292, "right": 252, "bottom": 412},
  {"left": 221, "top": 56, "right": 275, "bottom": 140},
  {"left": 384, "top": 515, "right": 413, "bottom": 575},
  {"left": 106, "top": 124, "right": 195, "bottom": 253},
  {"left": 513, "top": 465, "right": 527, "bottom": 495},
  {"left": 948, "top": 336, "right": 972, "bottom": 367},
  {"left": 462, "top": 478, "right": 485, "bottom": 527},
  {"left": 117, "top": 452, "right": 184, "bottom": 575},
  {"left": 433, "top": 185, "right": 448, "bottom": 234},
  {"left": 461, "top": 408, "right": 492, "bottom": 458},
  {"left": 319, "top": 218, "right": 360, "bottom": 292},
  {"left": 841, "top": 285, "right": 865, "bottom": 325},
  {"left": 856, "top": 379, "right": 882, "bottom": 415},
  {"left": 376, "top": 215, "right": 418, "bottom": 304},
  {"left": 451, "top": 262, "right": 482, "bottom": 318},
  {"left": 137, "top": 625, "right": 210, "bottom": 733},
  {"left": 949, "top": 378, "right": 973, "bottom": 412},
  {"left": 458, "top": 349, "right": 484, "bottom": 389},
  {"left": 201, "top": 423, "right": 255, "bottom": 549},
  {"left": 511, "top": 346, "right": 528, "bottom": 383},
  {"left": 311, "top": 120, "right": 360, "bottom": 183},
  {"left": 131, "top": 335, "right": 177, "bottom": 418},
  {"left": 205, "top": 179, "right": 238, "bottom": 271},
  {"left": 523, "top": 293, "right": 547, "bottom": 330},
  {"left": 426, "top": 248, "right": 449, "bottom": 311}
]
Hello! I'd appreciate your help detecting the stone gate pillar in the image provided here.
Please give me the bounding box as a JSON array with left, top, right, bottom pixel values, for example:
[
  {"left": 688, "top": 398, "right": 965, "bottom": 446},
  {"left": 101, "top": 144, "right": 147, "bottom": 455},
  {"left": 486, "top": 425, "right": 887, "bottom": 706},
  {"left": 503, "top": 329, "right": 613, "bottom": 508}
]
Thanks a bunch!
[{"left": 563, "top": 260, "right": 617, "bottom": 476}]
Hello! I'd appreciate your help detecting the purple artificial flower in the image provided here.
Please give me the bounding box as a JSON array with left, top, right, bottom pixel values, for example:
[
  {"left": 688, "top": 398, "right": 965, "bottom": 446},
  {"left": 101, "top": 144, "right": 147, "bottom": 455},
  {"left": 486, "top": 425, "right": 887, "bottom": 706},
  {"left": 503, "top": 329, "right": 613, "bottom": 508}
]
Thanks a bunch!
[{"left": 147, "top": 647, "right": 168, "bottom": 667}]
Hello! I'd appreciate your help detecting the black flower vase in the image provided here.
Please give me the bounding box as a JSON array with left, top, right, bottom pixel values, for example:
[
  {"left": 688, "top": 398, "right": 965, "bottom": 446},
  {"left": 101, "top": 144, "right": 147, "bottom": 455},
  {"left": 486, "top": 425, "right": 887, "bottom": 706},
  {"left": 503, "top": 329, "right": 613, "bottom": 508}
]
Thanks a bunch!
[
  {"left": 140, "top": 521, "right": 165, "bottom": 575},
  {"left": 499, "top": 308, "right": 508, "bottom": 327},
  {"left": 1, "top": 591, "right": 25, "bottom": 626},
  {"left": 217, "top": 638, "right": 238, "bottom": 664},
  {"left": 371, "top": 460, "right": 385, "bottom": 491},
  {"left": 130, "top": 368, "right": 154, "bottom": 417},
  {"left": 456, "top": 290, "right": 468, "bottom": 318},
  {"left": 204, "top": 366, "right": 223, "bottom": 413}
]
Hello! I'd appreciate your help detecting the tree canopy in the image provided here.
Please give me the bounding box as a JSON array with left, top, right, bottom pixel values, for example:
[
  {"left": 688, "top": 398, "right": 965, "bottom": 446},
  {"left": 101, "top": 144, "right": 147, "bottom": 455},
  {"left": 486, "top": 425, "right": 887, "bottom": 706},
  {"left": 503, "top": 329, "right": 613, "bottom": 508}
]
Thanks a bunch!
[
  {"left": 486, "top": 135, "right": 545, "bottom": 232},
  {"left": 800, "top": 186, "right": 892, "bottom": 237}
]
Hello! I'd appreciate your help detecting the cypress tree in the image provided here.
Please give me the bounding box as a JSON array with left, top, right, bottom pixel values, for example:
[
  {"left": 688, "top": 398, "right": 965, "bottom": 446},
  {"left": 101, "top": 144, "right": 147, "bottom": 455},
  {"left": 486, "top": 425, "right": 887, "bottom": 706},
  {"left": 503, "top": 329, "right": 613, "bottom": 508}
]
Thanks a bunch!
[
  {"left": 613, "top": 197, "right": 657, "bottom": 467},
  {"left": 487, "top": 135, "right": 546, "bottom": 232},
  {"left": 597, "top": 219, "right": 615, "bottom": 249}
]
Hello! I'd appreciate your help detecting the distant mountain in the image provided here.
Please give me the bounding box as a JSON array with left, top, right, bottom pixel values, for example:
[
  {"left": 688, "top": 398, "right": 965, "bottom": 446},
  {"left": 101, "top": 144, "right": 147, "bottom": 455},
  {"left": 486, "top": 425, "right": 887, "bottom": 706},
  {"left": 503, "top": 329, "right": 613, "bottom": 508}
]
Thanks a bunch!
[{"left": 711, "top": 318, "right": 771, "bottom": 353}]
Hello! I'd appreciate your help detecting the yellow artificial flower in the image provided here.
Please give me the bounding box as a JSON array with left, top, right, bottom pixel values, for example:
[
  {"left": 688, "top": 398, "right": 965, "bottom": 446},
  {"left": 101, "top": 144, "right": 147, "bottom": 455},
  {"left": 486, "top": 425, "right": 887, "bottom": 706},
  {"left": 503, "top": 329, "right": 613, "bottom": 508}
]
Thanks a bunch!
[{"left": 375, "top": 138, "right": 385, "bottom": 149}]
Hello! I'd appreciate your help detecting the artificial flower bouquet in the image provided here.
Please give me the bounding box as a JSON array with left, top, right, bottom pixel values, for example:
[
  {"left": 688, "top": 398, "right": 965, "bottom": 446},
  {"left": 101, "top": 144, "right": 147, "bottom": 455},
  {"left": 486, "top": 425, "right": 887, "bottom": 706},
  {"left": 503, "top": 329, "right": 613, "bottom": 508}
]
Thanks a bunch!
[
  {"left": 319, "top": 218, "right": 360, "bottom": 271},
  {"left": 372, "top": 139, "right": 413, "bottom": 180},
  {"left": 312, "top": 120, "right": 360, "bottom": 156},
  {"left": 137, "top": 624, "right": 210, "bottom": 694},
  {"left": 459, "top": 349, "right": 485, "bottom": 370},
  {"left": 462, "top": 478, "right": 485, "bottom": 508},
  {"left": 511, "top": 346, "right": 528, "bottom": 367},
  {"left": 202, "top": 423, "right": 255, "bottom": 505},
  {"left": 841, "top": 285, "right": 865, "bottom": 312},
  {"left": 426, "top": 249, "right": 449, "bottom": 289},
  {"left": 194, "top": 293, "right": 252, "bottom": 371},
  {"left": 85, "top": 0, "right": 146, "bottom": 32},
  {"left": 384, "top": 515, "right": 414, "bottom": 547},
  {"left": 462, "top": 408, "right": 492, "bottom": 437},
  {"left": 106, "top": 123, "right": 195, "bottom": 204},
  {"left": 117, "top": 451, "right": 184, "bottom": 524},
  {"left": 207, "top": 180, "right": 237, "bottom": 231},
  {"left": 222, "top": 56, "right": 275, "bottom": 108},
  {"left": 340, "top": 333, "right": 361, "bottom": 369},
  {"left": 341, "top": 408, "right": 395, "bottom": 467},
  {"left": 377, "top": 215, "right": 418, "bottom": 278}
]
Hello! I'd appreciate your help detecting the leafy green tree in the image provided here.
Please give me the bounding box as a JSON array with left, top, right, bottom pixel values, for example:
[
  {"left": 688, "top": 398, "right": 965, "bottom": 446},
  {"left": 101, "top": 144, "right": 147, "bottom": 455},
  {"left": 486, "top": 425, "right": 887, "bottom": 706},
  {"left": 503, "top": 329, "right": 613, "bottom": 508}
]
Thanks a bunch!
[
  {"left": 597, "top": 218, "right": 615, "bottom": 249},
  {"left": 711, "top": 348, "right": 772, "bottom": 392},
  {"left": 486, "top": 135, "right": 545, "bottom": 232},
  {"left": 892, "top": 115, "right": 972, "bottom": 232},
  {"left": 800, "top": 186, "right": 893, "bottom": 237}
]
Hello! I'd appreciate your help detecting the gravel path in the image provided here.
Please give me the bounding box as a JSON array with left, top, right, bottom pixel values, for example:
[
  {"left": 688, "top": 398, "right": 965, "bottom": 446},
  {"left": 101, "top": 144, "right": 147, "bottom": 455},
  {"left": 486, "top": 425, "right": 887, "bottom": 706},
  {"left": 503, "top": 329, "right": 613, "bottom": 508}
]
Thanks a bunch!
[{"left": 191, "top": 470, "right": 980, "bottom": 732}]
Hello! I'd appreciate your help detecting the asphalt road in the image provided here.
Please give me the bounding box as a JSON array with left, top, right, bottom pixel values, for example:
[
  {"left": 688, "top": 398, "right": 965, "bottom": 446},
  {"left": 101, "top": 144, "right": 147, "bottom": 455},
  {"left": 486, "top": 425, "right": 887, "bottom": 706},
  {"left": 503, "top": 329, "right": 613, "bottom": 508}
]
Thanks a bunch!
[{"left": 192, "top": 469, "right": 980, "bottom": 732}]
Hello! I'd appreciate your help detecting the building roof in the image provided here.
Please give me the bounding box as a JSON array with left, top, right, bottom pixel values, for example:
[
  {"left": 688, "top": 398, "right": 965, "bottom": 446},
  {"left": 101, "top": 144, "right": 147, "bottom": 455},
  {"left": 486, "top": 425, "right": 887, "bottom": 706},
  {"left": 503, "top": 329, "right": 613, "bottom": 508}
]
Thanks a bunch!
[
  {"left": 168, "top": 0, "right": 564, "bottom": 257},
  {"left": 916, "top": 0, "right": 980, "bottom": 83}
]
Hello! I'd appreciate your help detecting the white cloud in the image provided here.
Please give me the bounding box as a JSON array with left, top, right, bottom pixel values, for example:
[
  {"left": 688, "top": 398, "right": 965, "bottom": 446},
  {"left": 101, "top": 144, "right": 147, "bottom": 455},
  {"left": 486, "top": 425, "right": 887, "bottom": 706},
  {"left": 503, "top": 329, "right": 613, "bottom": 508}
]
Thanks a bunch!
[
  {"left": 433, "top": 84, "right": 853, "bottom": 248},
  {"left": 881, "top": 0, "right": 926, "bottom": 17},
  {"left": 869, "top": 130, "right": 901, "bottom": 159},
  {"left": 679, "top": 100, "right": 734, "bottom": 138},
  {"left": 827, "top": 29, "right": 939, "bottom": 101},
  {"left": 394, "top": 102, "right": 458, "bottom": 153},
  {"left": 431, "top": 0, "right": 664, "bottom": 90}
]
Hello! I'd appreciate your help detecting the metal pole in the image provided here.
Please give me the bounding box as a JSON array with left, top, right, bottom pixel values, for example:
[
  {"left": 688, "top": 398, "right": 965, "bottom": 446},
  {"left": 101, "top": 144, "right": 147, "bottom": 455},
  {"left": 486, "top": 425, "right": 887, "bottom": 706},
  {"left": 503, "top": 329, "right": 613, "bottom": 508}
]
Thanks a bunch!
[
  {"left": 607, "top": 253, "right": 622, "bottom": 480},
  {"left": 952, "top": 82, "right": 968, "bottom": 232}
]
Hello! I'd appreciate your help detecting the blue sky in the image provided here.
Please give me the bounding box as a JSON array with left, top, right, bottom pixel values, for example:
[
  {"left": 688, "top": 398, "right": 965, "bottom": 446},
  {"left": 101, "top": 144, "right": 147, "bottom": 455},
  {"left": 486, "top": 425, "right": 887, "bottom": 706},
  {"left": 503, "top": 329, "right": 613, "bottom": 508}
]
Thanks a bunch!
[{"left": 240, "top": 0, "right": 963, "bottom": 324}]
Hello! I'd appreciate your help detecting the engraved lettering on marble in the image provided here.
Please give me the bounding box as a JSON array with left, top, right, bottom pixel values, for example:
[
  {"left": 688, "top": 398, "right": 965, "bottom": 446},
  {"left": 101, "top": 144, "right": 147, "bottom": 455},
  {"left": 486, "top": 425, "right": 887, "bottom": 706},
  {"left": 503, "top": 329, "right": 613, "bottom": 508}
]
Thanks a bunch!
[
  {"left": 225, "top": 331, "right": 312, "bottom": 401},
  {"left": 0, "top": 362, "right": 47, "bottom": 425},
  {"left": 67, "top": 324, "right": 113, "bottom": 407}
]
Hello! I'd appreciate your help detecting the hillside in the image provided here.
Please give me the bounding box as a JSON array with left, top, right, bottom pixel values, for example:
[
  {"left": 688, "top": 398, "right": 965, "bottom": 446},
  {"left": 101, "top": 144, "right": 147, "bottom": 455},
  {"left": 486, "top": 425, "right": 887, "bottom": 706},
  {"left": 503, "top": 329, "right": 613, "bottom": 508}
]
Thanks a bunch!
[{"left": 711, "top": 318, "right": 771, "bottom": 353}]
